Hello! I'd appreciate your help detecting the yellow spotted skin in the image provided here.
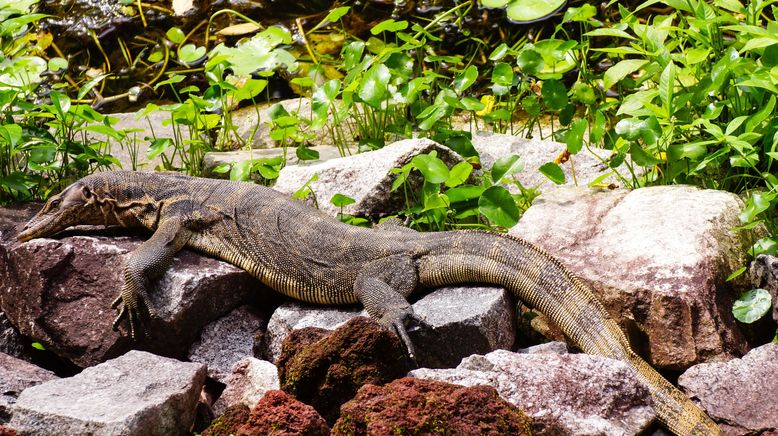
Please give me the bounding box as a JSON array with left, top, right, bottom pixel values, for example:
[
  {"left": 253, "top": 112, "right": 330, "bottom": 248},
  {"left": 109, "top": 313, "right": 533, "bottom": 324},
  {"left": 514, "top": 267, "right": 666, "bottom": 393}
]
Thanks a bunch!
[{"left": 19, "top": 171, "right": 721, "bottom": 436}]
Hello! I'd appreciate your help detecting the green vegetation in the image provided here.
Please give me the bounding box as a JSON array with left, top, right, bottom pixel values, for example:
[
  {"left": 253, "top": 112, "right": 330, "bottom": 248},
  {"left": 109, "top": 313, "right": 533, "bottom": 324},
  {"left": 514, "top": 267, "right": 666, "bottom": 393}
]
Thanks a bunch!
[{"left": 0, "top": 0, "right": 777, "bottom": 329}]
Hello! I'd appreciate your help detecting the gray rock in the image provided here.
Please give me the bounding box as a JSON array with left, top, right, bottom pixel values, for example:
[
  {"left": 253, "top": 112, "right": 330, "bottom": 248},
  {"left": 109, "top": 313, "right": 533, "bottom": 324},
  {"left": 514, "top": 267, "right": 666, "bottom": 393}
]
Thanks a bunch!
[
  {"left": 510, "top": 186, "right": 756, "bottom": 369},
  {"left": 0, "top": 312, "right": 24, "bottom": 360},
  {"left": 472, "top": 132, "right": 636, "bottom": 190},
  {"left": 411, "top": 286, "right": 515, "bottom": 368},
  {"left": 678, "top": 343, "right": 778, "bottom": 435},
  {"left": 188, "top": 305, "right": 265, "bottom": 382},
  {"left": 0, "top": 205, "right": 270, "bottom": 368},
  {"left": 411, "top": 349, "right": 656, "bottom": 435},
  {"left": 264, "top": 302, "right": 366, "bottom": 362},
  {"left": 0, "top": 353, "right": 57, "bottom": 423},
  {"left": 518, "top": 341, "right": 569, "bottom": 355},
  {"left": 216, "top": 99, "right": 347, "bottom": 150},
  {"left": 273, "top": 138, "right": 465, "bottom": 218},
  {"left": 202, "top": 146, "right": 344, "bottom": 178},
  {"left": 749, "top": 254, "right": 778, "bottom": 322},
  {"left": 90, "top": 111, "right": 189, "bottom": 171},
  {"left": 212, "top": 357, "right": 280, "bottom": 415},
  {"left": 9, "top": 350, "right": 205, "bottom": 436}
]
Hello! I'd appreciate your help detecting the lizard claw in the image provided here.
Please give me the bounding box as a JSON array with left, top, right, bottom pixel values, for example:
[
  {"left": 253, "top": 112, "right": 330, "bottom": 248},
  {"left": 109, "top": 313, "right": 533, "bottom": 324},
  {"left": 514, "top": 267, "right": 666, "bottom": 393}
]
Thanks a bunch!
[
  {"left": 387, "top": 312, "right": 431, "bottom": 365},
  {"left": 111, "top": 289, "right": 150, "bottom": 340}
]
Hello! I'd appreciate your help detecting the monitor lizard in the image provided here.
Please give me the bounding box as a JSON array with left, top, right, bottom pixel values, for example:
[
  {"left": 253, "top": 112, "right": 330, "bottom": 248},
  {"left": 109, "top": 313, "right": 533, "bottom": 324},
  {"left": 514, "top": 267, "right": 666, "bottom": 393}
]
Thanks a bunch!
[{"left": 17, "top": 170, "right": 721, "bottom": 435}]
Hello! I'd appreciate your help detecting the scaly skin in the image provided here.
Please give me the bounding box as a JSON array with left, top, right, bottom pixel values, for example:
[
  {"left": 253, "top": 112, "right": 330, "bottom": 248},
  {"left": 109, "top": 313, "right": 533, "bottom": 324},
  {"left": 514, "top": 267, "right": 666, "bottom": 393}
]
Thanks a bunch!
[{"left": 17, "top": 171, "right": 721, "bottom": 435}]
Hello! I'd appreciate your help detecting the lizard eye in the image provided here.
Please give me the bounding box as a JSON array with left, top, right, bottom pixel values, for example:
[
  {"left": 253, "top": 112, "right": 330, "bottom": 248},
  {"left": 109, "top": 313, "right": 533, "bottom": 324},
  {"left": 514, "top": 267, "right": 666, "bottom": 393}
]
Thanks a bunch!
[{"left": 49, "top": 198, "right": 61, "bottom": 208}]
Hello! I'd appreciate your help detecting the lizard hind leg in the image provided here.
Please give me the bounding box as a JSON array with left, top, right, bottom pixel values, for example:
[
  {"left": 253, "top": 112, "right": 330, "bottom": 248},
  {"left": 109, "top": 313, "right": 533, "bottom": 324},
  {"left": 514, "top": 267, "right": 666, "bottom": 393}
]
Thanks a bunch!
[{"left": 353, "top": 255, "right": 428, "bottom": 361}]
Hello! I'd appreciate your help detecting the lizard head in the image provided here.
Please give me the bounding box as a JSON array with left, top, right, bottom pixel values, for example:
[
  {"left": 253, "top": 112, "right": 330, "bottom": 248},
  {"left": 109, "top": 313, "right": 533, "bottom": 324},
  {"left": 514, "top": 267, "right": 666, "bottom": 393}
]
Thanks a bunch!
[{"left": 17, "top": 180, "right": 103, "bottom": 242}]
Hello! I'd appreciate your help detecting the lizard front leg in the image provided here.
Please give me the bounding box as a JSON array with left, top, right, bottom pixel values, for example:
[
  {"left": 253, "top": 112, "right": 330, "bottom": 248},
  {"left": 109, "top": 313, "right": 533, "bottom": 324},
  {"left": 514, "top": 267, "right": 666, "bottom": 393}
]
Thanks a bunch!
[
  {"left": 354, "top": 255, "right": 428, "bottom": 361},
  {"left": 112, "top": 217, "right": 191, "bottom": 338}
]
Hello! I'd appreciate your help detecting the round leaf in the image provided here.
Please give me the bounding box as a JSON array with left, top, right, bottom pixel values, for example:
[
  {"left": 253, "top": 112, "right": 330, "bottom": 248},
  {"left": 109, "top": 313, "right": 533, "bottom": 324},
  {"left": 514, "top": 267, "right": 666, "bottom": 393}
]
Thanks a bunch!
[
  {"left": 359, "top": 63, "right": 391, "bottom": 108},
  {"left": 732, "top": 289, "right": 772, "bottom": 323},
  {"left": 479, "top": 186, "right": 520, "bottom": 228},
  {"left": 411, "top": 154, "right": 450, "bottom": 184},
  {"left": 506, "top": 0, "right": 567, "bottom": 23},
  {"left": 330, "top": 193, "right": 356, "bottom": 208},
  {"left": 539, "top": 162, "right": 565, "bottom": 184},
  {"left": 541, "top": 79, "right": 568, "bottom": 110}
]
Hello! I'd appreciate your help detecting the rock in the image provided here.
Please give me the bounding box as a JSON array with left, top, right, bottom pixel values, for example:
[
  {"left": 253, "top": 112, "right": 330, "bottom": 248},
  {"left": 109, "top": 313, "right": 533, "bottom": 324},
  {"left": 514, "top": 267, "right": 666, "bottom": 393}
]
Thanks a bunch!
[
  {"left": 213, "top": 357, "right": 280, "bottom": 416},
  {"left": 235, "top": 390, "right": 330, "bottom": 436},
  {"left": 217, "top": 99, "right": 346, "bottom": 150},
  {"left": 202, "top": 404, "right": 251, "bottom": 436},
  {"left": 0, "top": 426, "right": 16, "bottom": 436},
  {"left": 0, "top": 353, "right": 58, "bottom": 423},
  {"left": 411, "top": 349, "right": 656, "bottom": 435},
  {"left": 188, "top": 305, "right": 265, "bottom": 382},
  {"left": 332, "top": 377, "right": 533, "bottom": 435},
  {"left": 510, "top": 186, "right": 755, "bottom": 369},
  {"left": 517, "top": 341, "right": 569, "bottom": 355},
  {"left": 87, "top": 111, "right": 189, "bottom": 171},
  {"left": 0, "top": 312, "right": 24, "bottom": 360},
  {"left": 678, "top": 343, "right": 778, "bottom": 435},
  {"left": 202, "top": 146, "right": 344, "bottom": 178},
  {"left": 264, "top": 302, "right": 366, "bottom": 362},
  {"left": 273, "top": 138, "right": 465, "bottom": 218},
  {"left": 9, "top": 350, "right": 206, "bottom": 435},
  {"left": 277, "top": 317, "right": 410, "bottom": 423},
  {"left": 749, "top": 254, "right": 778, "bottom": 322},
  {"left": 472, "top": 132, "right": 640, "bottom": 190},
  {"left": 410, "top": 286, "right": 516, "bottom": 368},
  {"left": 0, "top": 204, "right": 269, "bottom": 368}
]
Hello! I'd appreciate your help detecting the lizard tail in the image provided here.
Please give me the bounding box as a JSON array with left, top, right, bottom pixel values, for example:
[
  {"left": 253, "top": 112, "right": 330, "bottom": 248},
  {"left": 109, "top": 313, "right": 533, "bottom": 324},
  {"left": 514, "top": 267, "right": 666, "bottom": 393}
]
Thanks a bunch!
[{"left": 417, "top": 231, "right": 721, "bottom": 436}]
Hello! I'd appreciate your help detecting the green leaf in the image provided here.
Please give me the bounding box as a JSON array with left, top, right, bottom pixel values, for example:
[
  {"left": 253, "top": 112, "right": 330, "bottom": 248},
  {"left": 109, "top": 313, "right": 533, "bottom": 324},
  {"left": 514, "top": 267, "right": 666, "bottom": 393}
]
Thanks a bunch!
[
  {"left": 453, "top": 65, "right": 478, "bottom": 93},
  {"left": 563, "top": 4, "right": 597, "bottom": 22},
  {"left": 230, "top": 160, "right": 252, "bottom": 181},
  {"left": 445, "top": 161, "right": 473, "bottom": 188},
  {"left": 146, "top": 138, "right": 172, "bottom": 160},
  {"left": 479, "top": 186, "right": 520, "bottom": 228},
  {"left": 311, "top": 6, "right": 350, "bottom": 31},
  {"left": 179, "top": 44, "right": 206, "bottom": 65},
  {"left": 539, "top": 162, "right": 565, "bottom": 184},
  {"left": 358, "top": 63, "right": 391, "bottom": 108},
  {"left": 541, "top": 79, "right": 567, "bottom": 110},
  {"left": 411, "top": 153, "right": 450, "bottom": 184},
  {"left": 489, "top": 43, "right": 509, "bottom": 61},
  {"left": 726, "top": 266, "right": 747, "bottom": 281},
  {"left": 629, "top": 143, "right": 660, "bottom": 167},
  {"left": 371, "top": 19, "right": 408, "bottom": 34},
  {"left": 296, "top": 146, "right": 320, "bottom": 161},
  {"left": 48, "top": 57, "right": 68, "bottom": 72},
  {"left": 31, "top": 342, "right": 46, "bottom": 351},
  {"left": 516, "top": 48, "right": 544, "bottom": 75},
  {"left": 566, "top": 119, "right": 588, "bottom": 154},
  {"left": 330, "top": 193, "right": 356, "bottom": 208},
  {"left": 604, "top": 59, "right": 648, "bottom": 90},
  {"left": 506, "top": 0, "right": 567, "bottom": 23},
  {"left": 659, "top": 61, "right": 675, "bottom": 116},
  {"left": 491, "top": 154, "right": 524, "bottom": 182},
  {"left": 732, "top": 289, "right": 772, "bottom": 323},
  {"left": 738, "top": 192, "right": 772, "bottom": 223},
  {"left": 166, "top": 27, "right": 186, "bottom": 44}
]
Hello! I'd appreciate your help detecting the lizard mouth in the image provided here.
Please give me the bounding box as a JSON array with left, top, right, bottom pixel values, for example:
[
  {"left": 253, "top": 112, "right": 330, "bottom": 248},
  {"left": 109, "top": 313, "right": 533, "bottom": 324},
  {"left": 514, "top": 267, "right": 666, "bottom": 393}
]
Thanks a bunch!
[{"left": 17, "top": 214, "right": 63, "bottom": 242}]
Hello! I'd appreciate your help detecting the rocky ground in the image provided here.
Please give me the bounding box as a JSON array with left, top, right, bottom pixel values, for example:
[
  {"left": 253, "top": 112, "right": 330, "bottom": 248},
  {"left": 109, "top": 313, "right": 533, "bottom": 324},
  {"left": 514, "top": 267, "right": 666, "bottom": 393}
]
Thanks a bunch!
[{"left": 1, "top": 131, "right": 777, "bottom": 435}]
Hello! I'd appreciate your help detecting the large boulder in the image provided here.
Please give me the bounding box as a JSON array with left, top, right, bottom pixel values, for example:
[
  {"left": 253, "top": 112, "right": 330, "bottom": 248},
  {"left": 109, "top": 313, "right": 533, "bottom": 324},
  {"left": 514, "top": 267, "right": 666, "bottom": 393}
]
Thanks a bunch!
[
  {"left": 277, "top": 317, "right": 410, "bottom": 423},
  {"left": 273, "top": 138, "right": 465, "bottom": 218},
  {"left": 678, "top": 343, "right": 778, "bottom": 435},
  {"left": 332, "top": 377, "right": 533, "bottom": 435},
  {"left": 9, "top": 350, "right": 205, "bottom": 435},
  {"left": 0, "top": 353, "right": 57, "bottom": 423},
  {"left": 0, "top": 204, "right": 269, "bottom": 368},
  {"left": 510, "top": 186, "right": 755, "bottom": 369},
  {"left": 411, "top": 349, "right": 656, "bottom": 435}
]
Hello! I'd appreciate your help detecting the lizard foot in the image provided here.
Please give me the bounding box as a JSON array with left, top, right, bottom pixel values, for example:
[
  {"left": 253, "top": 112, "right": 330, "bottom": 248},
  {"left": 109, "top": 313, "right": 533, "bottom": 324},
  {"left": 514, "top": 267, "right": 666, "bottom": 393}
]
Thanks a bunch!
[
  {"left": 111, "top": 288, "right": 152, "bottom": 340},
  {"left": 384, "top": 312, "right": 431, "bottom": 365}
]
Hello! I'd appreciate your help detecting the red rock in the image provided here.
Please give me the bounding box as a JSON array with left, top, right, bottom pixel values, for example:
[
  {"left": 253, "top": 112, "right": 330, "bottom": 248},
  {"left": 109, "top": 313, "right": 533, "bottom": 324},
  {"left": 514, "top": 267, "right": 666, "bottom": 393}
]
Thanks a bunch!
[
  {"left": 0, "top": 425, "right": 17, "bottom": 436},
  {"left": 332, "top": 377, "right": 532, "bottom": 435},
  {"left": 237, "top": 390, "right": 329, "bottom": 436},
  {"left": 277, "top": 316, "right": 410, "bottom": 422},
  {"left": 202, "top": 404, "right": 250, "bottom": 436}
]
